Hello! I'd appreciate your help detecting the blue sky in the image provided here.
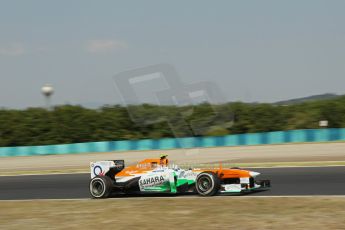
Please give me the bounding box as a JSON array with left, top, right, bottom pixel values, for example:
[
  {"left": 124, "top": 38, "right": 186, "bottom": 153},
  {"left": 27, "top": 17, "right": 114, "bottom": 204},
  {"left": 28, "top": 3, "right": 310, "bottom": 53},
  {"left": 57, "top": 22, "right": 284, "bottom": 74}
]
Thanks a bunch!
[{"left": 0, "top": 0, "right": 344, "bottom": 108}]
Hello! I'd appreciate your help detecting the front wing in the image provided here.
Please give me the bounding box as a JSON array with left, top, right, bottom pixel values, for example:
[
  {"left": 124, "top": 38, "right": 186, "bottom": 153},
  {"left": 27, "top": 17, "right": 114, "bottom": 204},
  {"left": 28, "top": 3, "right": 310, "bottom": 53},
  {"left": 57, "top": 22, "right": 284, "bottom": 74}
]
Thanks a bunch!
[{"left": 220, "top": 180, "right": 271, "bottom": 194}]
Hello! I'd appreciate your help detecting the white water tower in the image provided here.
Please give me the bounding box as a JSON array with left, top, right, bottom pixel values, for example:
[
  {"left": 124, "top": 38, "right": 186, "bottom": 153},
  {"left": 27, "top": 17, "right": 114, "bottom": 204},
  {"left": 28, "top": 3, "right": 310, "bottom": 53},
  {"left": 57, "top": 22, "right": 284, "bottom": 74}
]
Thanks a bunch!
[{"left": 41, "top": 84, "right": 54, "bottom": 110}]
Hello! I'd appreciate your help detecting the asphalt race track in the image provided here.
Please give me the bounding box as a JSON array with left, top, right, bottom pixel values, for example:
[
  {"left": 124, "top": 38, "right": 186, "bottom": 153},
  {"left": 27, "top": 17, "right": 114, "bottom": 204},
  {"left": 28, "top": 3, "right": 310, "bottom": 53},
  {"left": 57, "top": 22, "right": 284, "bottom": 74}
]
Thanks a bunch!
[{"left": 0, "top": 166, "right": 344, "bottom": 200}]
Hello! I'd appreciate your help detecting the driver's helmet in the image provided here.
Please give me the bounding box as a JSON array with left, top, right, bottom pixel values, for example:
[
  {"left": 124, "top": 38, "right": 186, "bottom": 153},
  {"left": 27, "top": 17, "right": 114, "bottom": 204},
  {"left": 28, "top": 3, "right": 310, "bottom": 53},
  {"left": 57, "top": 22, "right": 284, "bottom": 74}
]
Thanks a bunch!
[{"left": 160, "top": 154, "right": 168, "bottom": 166}]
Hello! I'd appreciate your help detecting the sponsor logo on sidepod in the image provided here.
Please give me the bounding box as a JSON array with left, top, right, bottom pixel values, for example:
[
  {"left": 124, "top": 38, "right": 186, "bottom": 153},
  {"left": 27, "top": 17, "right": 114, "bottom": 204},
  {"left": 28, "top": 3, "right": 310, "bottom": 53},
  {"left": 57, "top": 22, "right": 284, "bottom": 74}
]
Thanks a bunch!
[{"left": 140, "top": 176, "right": 165, "bottom": 187}]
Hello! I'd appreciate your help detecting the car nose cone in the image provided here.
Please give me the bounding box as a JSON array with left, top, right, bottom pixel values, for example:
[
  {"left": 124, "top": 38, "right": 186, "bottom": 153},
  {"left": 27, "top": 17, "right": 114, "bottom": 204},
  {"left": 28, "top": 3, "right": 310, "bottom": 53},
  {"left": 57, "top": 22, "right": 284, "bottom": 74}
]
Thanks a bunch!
[{"left": 249, "top": 171, "right": 260, "bottom": 177}]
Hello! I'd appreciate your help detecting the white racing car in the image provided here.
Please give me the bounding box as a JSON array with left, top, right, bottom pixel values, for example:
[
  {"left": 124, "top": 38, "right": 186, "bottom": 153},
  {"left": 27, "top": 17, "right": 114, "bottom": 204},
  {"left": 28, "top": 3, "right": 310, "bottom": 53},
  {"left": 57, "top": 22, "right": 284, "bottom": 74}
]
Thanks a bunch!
[{"left": 89, "top": 155, "right": 270, "bottom": 198}]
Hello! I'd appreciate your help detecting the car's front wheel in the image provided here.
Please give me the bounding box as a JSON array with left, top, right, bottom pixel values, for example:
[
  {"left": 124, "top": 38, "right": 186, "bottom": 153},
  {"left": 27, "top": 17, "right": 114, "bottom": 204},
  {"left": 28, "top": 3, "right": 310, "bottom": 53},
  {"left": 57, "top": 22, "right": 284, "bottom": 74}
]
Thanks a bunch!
[
  {"left": 89, "top": 176, "right": 113, "bottom": 198},
  {"left": 195, "top": 172, "right": 220, "bottom": 196}
]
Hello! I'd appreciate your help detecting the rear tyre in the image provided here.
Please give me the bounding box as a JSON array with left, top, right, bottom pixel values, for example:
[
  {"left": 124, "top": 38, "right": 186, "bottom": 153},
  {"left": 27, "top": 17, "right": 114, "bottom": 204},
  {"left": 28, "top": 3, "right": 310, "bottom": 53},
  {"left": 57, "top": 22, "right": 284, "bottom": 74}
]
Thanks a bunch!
[
  {"left": 89, "top": 176, "right": 113, "bottom": 198},
  {"left": 195, "top": 172, "right": 220, "bottom": 196}
]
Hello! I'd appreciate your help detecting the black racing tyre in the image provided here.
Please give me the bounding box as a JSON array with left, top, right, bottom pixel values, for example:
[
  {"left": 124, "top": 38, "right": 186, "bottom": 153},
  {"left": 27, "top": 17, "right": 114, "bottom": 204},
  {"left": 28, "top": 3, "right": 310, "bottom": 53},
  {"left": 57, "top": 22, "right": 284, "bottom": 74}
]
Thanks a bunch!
[
  {"left": 195, "top": 172, "right": 220, "bottom": 196},
  {"left": 89, "top": 176, "right": 113, "bottom": 198}
]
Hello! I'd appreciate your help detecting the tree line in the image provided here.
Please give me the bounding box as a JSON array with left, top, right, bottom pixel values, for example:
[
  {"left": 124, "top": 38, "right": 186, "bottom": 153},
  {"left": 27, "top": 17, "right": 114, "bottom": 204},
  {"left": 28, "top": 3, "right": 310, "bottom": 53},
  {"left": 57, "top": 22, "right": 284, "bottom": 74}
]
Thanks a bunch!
[{"left": 1, "top": 96, "right": 345, "bottom": 147}]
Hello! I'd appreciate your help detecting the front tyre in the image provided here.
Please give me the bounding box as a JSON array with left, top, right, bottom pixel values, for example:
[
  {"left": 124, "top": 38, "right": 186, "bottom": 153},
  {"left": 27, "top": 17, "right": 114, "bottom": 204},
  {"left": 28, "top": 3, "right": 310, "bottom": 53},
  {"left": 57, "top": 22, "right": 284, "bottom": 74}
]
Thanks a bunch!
[
  {"left": 89, "top": 176, "right": 113, "bottom": 198},
  {"left": 195, "top": 172, "right": 220, "bottom": 196}
]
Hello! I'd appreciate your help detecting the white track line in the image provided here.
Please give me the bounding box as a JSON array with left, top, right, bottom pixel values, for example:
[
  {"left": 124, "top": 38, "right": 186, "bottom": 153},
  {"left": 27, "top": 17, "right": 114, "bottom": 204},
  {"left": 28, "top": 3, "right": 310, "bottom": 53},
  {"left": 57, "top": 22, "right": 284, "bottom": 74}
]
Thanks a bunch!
[
  {"left": 0, "top": 172, "right": 89, "bottom": 177},
  {"left": 245, "top": 165, "right": 345, "bottom": 169},
  {"left": 1, "top": 195, "right": 345, "bottom": 202}
]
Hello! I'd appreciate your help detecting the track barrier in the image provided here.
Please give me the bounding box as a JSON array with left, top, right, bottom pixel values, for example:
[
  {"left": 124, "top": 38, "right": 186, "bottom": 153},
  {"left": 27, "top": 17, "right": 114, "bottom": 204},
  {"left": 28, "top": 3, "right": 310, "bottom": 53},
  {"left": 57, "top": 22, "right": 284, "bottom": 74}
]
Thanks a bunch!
[{"left": 1, "top": 128, "right": 344, "bottom": 157}]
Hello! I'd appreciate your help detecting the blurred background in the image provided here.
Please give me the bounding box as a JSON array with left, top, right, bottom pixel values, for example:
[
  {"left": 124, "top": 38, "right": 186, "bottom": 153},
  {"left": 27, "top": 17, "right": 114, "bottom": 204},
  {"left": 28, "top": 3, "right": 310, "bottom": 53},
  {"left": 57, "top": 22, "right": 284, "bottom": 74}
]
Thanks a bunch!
[{"left": 0, "top": 0, "right": 344, "bottom": 147}]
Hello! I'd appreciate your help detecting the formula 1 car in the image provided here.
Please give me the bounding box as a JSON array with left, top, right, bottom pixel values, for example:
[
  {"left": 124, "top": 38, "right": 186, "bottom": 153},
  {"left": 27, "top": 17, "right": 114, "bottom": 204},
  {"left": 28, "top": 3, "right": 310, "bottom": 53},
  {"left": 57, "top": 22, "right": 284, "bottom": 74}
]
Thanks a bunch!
[{"left": 89, "top": 155, "right": 270, "bottom": 198}]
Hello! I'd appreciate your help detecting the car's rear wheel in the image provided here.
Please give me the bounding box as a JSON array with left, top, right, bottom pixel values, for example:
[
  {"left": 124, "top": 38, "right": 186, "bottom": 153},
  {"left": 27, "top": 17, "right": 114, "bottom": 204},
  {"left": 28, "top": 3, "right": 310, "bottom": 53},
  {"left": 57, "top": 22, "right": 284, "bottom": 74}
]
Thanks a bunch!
[
  {"left": 89, "top": 176, "right": 113, "bottom": 198},
  {"left": 195, "top": 172, "right": 220, "bottom": 196}
]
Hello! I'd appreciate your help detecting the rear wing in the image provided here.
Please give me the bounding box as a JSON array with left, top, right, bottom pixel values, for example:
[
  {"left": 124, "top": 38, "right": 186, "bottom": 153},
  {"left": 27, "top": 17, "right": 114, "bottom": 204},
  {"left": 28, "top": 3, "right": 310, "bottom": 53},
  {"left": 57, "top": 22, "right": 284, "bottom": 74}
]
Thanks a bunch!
[{"left": 90, "top": 160, "right": 125, "bottom": 179}]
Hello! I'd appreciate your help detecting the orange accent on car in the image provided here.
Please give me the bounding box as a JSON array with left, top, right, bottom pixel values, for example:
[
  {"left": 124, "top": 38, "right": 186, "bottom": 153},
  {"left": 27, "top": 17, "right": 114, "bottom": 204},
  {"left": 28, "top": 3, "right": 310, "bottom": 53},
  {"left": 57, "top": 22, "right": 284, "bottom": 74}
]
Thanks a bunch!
[{"left": 115, "top": 158, "right": 251, "bottom": 179}]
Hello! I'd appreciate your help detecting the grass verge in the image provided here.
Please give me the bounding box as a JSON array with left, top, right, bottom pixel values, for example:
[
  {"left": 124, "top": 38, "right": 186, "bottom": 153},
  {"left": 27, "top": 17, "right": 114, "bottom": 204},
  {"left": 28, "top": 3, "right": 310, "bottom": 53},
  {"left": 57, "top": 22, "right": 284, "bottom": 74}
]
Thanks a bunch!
[{"left": 1, "top": 197, "right": 345, "bottom": 229}]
